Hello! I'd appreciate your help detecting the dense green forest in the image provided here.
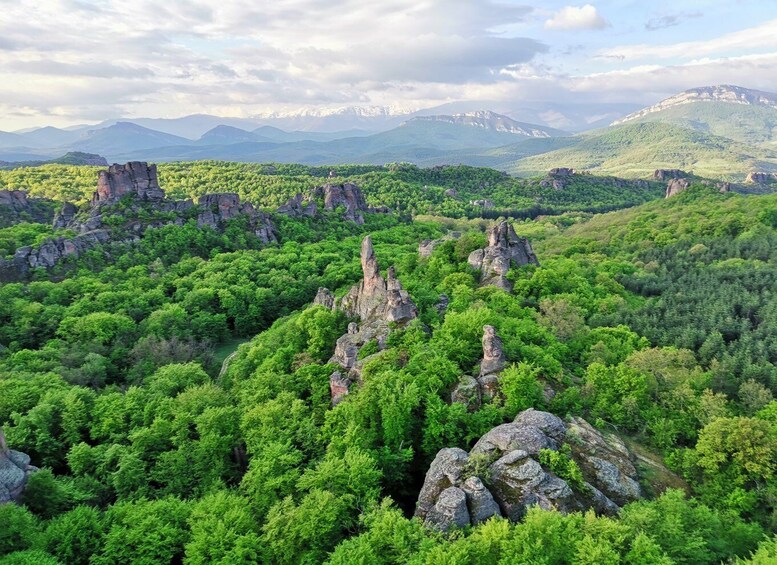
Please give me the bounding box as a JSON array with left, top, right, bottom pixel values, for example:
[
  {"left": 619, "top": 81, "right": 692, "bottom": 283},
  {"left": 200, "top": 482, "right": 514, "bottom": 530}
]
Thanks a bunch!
[
  {"left": 0, "top": 161, "right": 663, "bottom": 219},
  {"left": 1, "top": 165, "right": 776, "bottom": 564}
]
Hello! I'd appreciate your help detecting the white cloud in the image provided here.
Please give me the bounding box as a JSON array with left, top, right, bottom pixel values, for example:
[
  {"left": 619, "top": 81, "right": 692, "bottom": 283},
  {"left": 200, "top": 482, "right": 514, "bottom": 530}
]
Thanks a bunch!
[{"left": 544, "top": 4, "right": 609, "bottom": 31}]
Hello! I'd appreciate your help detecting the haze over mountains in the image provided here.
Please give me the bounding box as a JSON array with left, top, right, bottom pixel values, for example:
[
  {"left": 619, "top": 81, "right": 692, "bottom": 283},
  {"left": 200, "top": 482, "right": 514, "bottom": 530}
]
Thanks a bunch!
[{"left": 2, "top": 85, "right": 777, "bottom": 180}]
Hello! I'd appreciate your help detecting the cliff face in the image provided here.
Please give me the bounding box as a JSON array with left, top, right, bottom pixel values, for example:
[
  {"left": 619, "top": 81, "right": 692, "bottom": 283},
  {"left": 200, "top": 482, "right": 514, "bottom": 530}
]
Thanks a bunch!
[
  {"left": 468, "top": 221, "right": 539, "bottom": 291},
  {"left": 93, "top": 162, "right": 165, "bottom": 205}
]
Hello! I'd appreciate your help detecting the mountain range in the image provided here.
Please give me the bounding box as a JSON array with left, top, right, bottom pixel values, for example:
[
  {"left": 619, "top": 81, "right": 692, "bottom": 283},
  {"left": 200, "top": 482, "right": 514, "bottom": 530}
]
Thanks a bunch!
[{"left": 2, "top": 85, "right": 777, "bottom": 179}]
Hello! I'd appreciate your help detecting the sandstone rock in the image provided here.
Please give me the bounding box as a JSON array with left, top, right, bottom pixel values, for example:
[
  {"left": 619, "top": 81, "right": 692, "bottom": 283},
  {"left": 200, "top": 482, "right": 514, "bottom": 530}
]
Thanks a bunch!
[
  {"left": 653, "top": 169, "right": 688, "bottom": 181},
  {"left": 329, "top": 371, "right": 352, "bottom": 406},
  {"left": 0, "top": 429, "right": 37, "bottom": 505},
  {"left": 197, "top": 194, "right": 277, "bottom": 244},
  {"left": 665, "top": 178, "right": 690, "bottom": 198},
  {"left": 461, "top": 476, "right": 501, "bottom": 524},
  {"left": 424, "top": 487, "right": 470, "bottom": 531},
  {"left": 93, "top": 162, "right": 165, "bottom": 205},
  {"left": 480, "top": 325, "right": 506, "bottom": 376},
  {"left": 329, "top": 323, "right": 362, "bottom": 370},
  {"left": 415, "top": 447, "right": 469, "bottom": 521},
  {"left": 313, "top": 287, "right": 336, "bottom": 310},
  {"left": 415, "top": 409, "right": 643, "bottom": 530},
  {"left": 340, "top": 236, "right": 417, "bottom": 325},
  {"left": 549, "top": 168, "right": 575, "bottom": 176},
  {"left": 451, "top": 376, "right": 481, "bottom": 410},
  {"left": 277, "top": 193, "right": 318, "bottom": 217},
  {"left": 468, "top": 222, "right": 538, "bottom": 291}
]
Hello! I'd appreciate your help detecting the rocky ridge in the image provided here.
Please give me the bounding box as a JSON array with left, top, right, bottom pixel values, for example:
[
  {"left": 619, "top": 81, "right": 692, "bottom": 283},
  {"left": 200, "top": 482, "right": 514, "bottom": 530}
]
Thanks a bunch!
[
  {"left": 314, "top": 236, "right": 418, "bottom": 404},
  {"left": 468, "top": 221, "right": 539, "bottom": 291},
  {"left": 415, "top": 409, "right": 642, "bottom": 531},
  {"left": 1, "top": 162, "right": 277, "bottom": 281}
]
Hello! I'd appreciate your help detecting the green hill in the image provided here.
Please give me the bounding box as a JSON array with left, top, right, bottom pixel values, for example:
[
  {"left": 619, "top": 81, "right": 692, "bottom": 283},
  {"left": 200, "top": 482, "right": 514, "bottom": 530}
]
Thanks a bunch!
[{"left": 506, "top": 122, "right": 777, "bottom": 179}]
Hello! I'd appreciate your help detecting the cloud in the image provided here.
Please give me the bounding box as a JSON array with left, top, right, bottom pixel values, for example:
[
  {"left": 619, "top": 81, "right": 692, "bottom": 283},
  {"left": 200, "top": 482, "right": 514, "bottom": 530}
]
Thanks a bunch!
[
  {"left": 545, "top": 4, "right": 609, "bottom": 31},
  {"left": 645, "top": 11, "right": 702, "bottom": 32},
  {"left": 602, "top": 19, "right": 777, "bottom": 61}
]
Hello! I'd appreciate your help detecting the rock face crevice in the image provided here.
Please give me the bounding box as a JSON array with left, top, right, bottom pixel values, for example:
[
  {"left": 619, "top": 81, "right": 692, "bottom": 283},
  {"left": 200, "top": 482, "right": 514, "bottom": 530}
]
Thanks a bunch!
[
  {"left": 415, "top": 409, "right": 642, "bottom": 530},
  {"left": 468, "top": 222, "right": 538, "bottom": 291},
  {"left": 0, "top": 429, "right": 38, "bottom": 505},
  {"left": 317, "top": 236, "right": 418, "bottom": 404}
]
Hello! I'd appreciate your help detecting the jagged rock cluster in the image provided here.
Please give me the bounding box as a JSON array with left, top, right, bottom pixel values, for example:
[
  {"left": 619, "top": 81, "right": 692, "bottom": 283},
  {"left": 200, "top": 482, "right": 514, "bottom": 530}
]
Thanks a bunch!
[
  {"left": 653, "top": 169, "right": 688, "bottom": 181},
  {"left": 468, "top": 221, "right": 539, "bottom": 291},
  {"left": 93, "top": 162, "right": 166, "bottom": 205},
  {"left": 665, "top": 178, "right": 691, "bottom": 198},
  {"left": 315, "top": 236, "right": 418, "bottom": 405},
  {"left": 278, "top": 182, "right": 387, "bottom": 224},
  {"left": 0, "top": 429, "right": 37, "bottom": 505},
  {"left": 540, "top": 168, "right": 575, "bottom": 190},
  {"left": 415, "top": 409, "right": 642, "bottom": 531},
  {"left": 1, "top": 162, "right": 278, "bottom": 281}
]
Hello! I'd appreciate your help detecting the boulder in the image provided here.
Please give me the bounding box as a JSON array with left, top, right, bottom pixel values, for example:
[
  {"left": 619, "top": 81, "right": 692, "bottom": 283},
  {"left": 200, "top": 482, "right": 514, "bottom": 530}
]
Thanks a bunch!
[
  {"left": 313, "top": 287, "right": 336, "bottom": 310},
  {"left": 414, "top": 447, "right": 469, "bottom": 521},
  {"left": 424, "top": 487, "right": 470, "bottom": 531},
  {"left": 0, "top": 429, "right": 37, "bottom": 505},
  {"left": 461, "top": 476, "right": 501, "bottom": 524},
  {"left": 468, "top": 222, "right": 538, "bottom": 291},
  {"left": 414, "top": 409, "right": 643, "bottom": 530}
]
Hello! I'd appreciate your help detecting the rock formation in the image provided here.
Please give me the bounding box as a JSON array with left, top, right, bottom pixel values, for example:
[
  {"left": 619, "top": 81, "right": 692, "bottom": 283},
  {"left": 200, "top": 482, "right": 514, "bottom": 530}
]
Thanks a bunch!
[
  {"left": 1, "top": 162, "right": 278, "bottom": 280},
  {"left": 480, "top": 325, "right": 506, "bottom": 376},
  {"left": 0, "top": 428, "right": 37, "bottom": 505},
  {"left": 197, "top": 194, "right": 277, "bottom": 244},
  {"left": 276, "top": 193, "right": 318, "bottom": 218},
  {"left": 665, "top": 178, "right": 690, "bottom": 198},
  {"left": 93, "top": 162, "right": 165, "bottom": 206},
  {"left": 320, "top": 236, "right": 418, "bottom": 403},
  {"left": 549, "top": 167, "right": 574, "bottom": 177},
  {"left": 451, "top": 325, "right": 508, "bottom": 408},
  {"left": 468, "top": 221, "right": 539, "bottom": 291},
  {"left": 746, "top": 172, "right": 777, "bottom": 184},
  {"left": 0, "top": 190, "right": 56, "bottom": 227},
  {"left": 415, "top": 409, "right": 642, "bottom": 529},
  {"left": 653, "top": 169, "right": 688, "bottom": 181}
]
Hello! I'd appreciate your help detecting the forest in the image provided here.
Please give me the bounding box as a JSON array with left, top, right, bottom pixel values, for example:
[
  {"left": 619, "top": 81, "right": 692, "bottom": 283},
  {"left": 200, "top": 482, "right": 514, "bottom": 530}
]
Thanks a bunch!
[{"left": 0, "top": 163, "right": 776, "bottom": 564}]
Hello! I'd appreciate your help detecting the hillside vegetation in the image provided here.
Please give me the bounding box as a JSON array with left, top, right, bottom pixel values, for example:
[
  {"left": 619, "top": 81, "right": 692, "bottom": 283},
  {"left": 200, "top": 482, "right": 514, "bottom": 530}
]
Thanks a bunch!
[{"left": 0, "top": 166, "right": 776, "bottom": 563}]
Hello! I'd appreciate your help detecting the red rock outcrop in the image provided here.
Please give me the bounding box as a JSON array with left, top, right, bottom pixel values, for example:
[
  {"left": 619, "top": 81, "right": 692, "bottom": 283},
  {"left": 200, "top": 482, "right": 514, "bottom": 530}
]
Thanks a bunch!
[{"left": 93, "top": 162, "right": 165, "bottom": 205}]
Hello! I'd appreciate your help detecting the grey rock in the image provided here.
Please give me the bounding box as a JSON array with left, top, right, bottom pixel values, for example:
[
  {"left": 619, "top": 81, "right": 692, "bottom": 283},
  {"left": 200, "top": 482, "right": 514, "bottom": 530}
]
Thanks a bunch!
[
  {"left": 0, "top": 429, "right": 36, "bottom": 505},
  {"left": 418, "top": 232, "right": 461, "bottom": 259},
  {"left": 513, "top": 408, "right": 566, "bottom": 444},
  {"left": 424, "top": 487, "right": 470, "bottom": 531},
  {"left": 745, "top": 172, "right": 777, "bottom": 184},
  {"left": 277, "top": 193, "right": 318, "bottom": 217},
  {"left": 476, "top": 374, "right": 501, "bottom": 401},
  {"left": 313, "top": 287, "right": 336, "bottom": 310},
  {"left": 52, "top": 202, "right": 78, "bottom": 229},
  {"left": 462, "top": 476, "right": 501, "bottom": 524},
  {"left": 471, "top": 423, "right": 556, "bottom": 458},
  {"left": 480, "top": 325, "right": 505, "bottom": 376},
  {"left": 451, "top": 376, "right": 481, "bottom": 410},
  {"left": 415, "top": 447, "right": 469, "bottom": 521},
  {"left": 468, "top": 221, "right": 538, "bottom": 291}
]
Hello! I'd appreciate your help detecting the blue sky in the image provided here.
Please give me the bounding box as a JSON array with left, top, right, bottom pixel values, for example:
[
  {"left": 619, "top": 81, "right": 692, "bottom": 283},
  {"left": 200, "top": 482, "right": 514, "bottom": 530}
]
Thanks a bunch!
[{"left": 1, "top": 1, "right": 776, "bottom": 129}]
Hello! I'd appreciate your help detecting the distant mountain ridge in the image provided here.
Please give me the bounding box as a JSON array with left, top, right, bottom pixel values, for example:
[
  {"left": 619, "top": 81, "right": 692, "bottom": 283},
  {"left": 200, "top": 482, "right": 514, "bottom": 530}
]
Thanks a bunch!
[
  {"left": 409, "top": 111, "right": 567, "bottom": 138},
  {"left": 612, "top": 85, "right": 777, "bottom": 125}
]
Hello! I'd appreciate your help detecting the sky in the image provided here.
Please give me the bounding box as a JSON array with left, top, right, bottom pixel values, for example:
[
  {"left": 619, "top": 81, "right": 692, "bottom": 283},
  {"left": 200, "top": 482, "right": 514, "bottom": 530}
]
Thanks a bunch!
[{"left": 1, "top": 0, "right": 777, "bottom": 130}]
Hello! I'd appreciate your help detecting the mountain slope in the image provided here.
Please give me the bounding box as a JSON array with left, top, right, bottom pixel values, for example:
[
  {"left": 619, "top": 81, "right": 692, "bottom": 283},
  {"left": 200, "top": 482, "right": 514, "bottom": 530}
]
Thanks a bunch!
[
  {"left": 197, "top": 125, "right": 265, "bottom": 145},
  {"left": 409, "top": 111, "right": 568, "bottom": 138},
  {"left": 612, "top": 85, "right": 777, "bottom": 145},
  {"left": 507, "top": 122, "right": 777, "bottom": 178},
  {"left": 69, "top": 122, "right": 193, "bottom": 156}
]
